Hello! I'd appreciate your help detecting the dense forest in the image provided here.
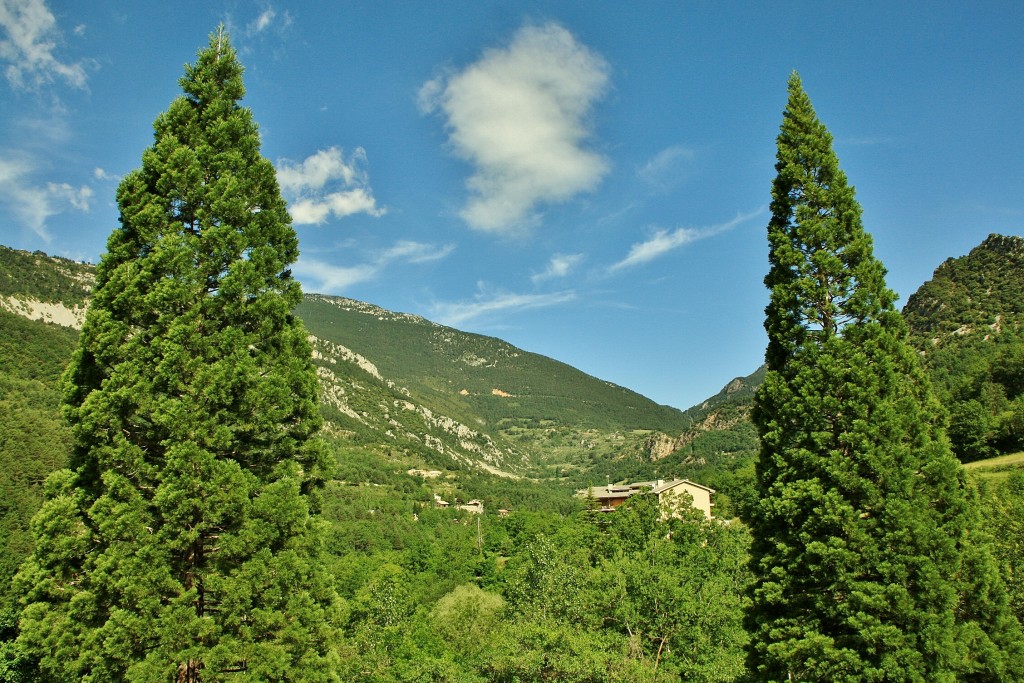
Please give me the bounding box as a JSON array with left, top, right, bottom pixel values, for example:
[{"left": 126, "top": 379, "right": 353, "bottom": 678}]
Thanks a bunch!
[{"left": 1, "top": 29, "right": 1023, "bottom": 683}]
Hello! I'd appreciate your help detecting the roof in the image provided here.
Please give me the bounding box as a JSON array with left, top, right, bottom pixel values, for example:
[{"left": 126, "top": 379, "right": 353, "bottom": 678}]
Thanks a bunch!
[
  {"left": 650, "top": 479, "right": 716, "bottom": 495},
  {"left": 577, "top": 478, "right": 715, "bottom": 499}
]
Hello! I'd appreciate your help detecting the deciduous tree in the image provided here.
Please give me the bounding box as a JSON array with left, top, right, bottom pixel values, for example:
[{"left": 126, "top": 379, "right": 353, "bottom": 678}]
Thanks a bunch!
[{"left": 16, "top": 27, "right": 339, "bottom": 682}]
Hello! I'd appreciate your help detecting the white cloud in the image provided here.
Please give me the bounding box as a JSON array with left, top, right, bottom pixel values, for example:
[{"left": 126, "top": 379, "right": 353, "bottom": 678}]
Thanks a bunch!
[
  {"left": 293, "top": 240, "right": 454, "bottom": 294},
  {"left": 532, "top": 253, "right": 583, "bottom": 283},
  {"left": 420, "top": 22, "right": 609, "bottom": 234},
  {"left": 276, "top": 147, "right": 385, "bottom": 225},
  {"left": 431, "top": 287, "right": 577, "bottom": 328},
  {"left": 93, "top": 166, "right": 120, "bottom": 182},
  {"left": 611, "top": 227, "right": 703, "bottom": 272},
  {"left": 292, "top": 258, "right": 378, "bottom": 293},
  {"left": 379, "top": 240, "right": 455, "bottom": 264},
  {"left": 0, "top": 0, "right": 88, "bottom": 90},
  {"left": 277, "top": 146, "right": 361, "bottom": 193},
  {"left": 234, "top": 5, "right": 292, "bottom": 40},
  {"left": 610, "top": 209, "right": 764, "bottom": 272},
  {"left": 637, "top": 145, "right": 695, "bottom": 189},
  {"left": 47, "top": 180, "right": 91, "bottom": 210},
  {"left": 251, "top": 8, "right": 276, "bottom": 34},
  {"left": 287, "top": 189, "right": 381, "bottom": 225},
  {"left": 0, "top": 155, "right": 92, "bottom": 239}
]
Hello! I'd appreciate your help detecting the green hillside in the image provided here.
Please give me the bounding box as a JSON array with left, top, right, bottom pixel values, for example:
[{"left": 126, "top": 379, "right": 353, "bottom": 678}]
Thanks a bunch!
[
  {"left": 0, "top": 247, "right": 93, "bottom": 306},
  {"left": 0, "top": 310, "right": 76, "bottom": 609},
  {"left": 903, "top": 234, "right": 1024, "bottom": 339},
  {"left": 904, "top": 234, "right": 1024, "bottom": 461},
  {"left": 0, "top": 243, "right": 701, "bottom": 610},
  {"left": 6, "top": 233, "right": 1024, "bottom": 531},
  {"left": 0, "top": 243, "right": 700, "bottom": 498},
  {"left": 298, "top": 294, "right": 690, "bottom": 433},
  {"left": 573, "top": 233, "right": 1024, "bottom": 512},
  {"left": 298, "top": 294, "right": 697, "bottom": 485},
  {"left": 963, "top": 451, "right": 1024, "bottom": 483}
]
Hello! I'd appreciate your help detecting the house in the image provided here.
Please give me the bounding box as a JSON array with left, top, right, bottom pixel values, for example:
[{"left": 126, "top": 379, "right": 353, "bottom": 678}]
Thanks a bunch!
[
  {"left": 650, "top": 479, "right": 715, "bottom": 520},
  {"left": 577, "top": 478, "right": 715, "bottom": 520},
  {"left": 457, "top": 499, "right": 484, "bottom": 514},
  {"left": 580, "top": 483, "right": 640, "bottom": 512},
  {"left": 435, "top": 495, "right": 484, "bottom": 514}
]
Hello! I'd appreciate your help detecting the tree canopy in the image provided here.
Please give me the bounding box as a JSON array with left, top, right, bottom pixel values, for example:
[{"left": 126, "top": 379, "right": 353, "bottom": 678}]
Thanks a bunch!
[
  {"left": 15, "top": 28, "right": 339, "bottom": 682},
  {"left": 747, "top": 72, "right": 1023, "bottom": 682}
]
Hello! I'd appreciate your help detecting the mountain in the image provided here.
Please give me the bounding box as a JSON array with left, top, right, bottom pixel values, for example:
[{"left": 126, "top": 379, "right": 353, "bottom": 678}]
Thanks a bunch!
[
  {"left": 903, "top": 234, "right": 1024, "bottom": 460},
  {"left": 904, "top": 234, "right": 1024, "bottom": 342},
  {"left": 565, "top": 232, "right": 1024, "bottom": 500},
  {"left": 0, "top": 248, "right": 93, "bottom": 609},
  {"left": 6, "top": 231, "right": 1022, "bottom": 589},
  {"left": 0, "top": 242, "right": 705, "bottom": 531},
  {"left": 656, "top": 233, "right": 1024, "bottom": 470},
  {"left": 297, "top": 294, "right": 695, "bottom": 478},
  {"left": 0, "top": 242, "right": 733, "bottom": 603}
]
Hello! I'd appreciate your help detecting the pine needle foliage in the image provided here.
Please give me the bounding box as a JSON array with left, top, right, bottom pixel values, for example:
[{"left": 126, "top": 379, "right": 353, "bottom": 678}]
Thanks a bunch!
[
  {"left": 15, "top": 28, "right": 340, "bottom": 682},
  {"left": 746, "top": 73, "right": 1022, "bottom": 682}
]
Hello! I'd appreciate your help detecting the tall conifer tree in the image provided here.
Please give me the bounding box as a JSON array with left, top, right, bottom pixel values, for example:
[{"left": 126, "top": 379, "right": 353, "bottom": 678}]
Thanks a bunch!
[
  {"left": 16, "top": 28, "right": 339, "bottom": 682},
  {"left": 746, "top": 73, "right": 1021, "bottom": 682}
]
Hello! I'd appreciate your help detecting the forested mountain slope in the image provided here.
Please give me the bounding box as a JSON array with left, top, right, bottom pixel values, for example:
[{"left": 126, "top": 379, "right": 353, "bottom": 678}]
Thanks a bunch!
[
  {"left": 297, "top": 293, "right": 693, "bottom": 481},
  {"left": 0, "top": 249, "right": 92, "bottom": 610},
  {"left": 0, "top": 242, "right": 712, "bottom": 615},
  {"left": 0, "top": 244, "right": 693, "bottom": 479},
  {"left": 903, "top": 234, "right": 1024, "bottom": 460},
  {"left": 7, "top": 232, "right": 1022, "bottom": 530},
  {"left": 652, "top": 233, "right": 1024, "bottom": 470},
  {"left": 299, "top": 294, "right": 689, "bottom": 433},
  {"left": 903, "top": 234, "right": 1024, "bottom": 339}
]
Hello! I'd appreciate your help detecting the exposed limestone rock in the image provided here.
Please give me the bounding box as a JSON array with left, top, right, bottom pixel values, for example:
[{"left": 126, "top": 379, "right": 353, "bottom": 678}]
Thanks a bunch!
[{"left": 1, "top": 296, "right": 87, "bottom": 329}]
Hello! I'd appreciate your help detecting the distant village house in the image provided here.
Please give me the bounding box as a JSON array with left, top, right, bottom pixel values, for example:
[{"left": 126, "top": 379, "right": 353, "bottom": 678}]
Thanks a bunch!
[
  {"left": 458, "top": 499, "right": 484, "bottom": 515},
  {"left": 434, "top": 494, "right": 484, "bottom": 515},
  {"left": 577, "top": 478, "right": 715, "bottom": 520}
]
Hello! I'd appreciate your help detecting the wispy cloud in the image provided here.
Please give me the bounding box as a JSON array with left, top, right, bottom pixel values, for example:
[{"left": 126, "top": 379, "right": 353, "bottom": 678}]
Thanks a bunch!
[
  {"left": 430, "top": 286, "right": 576, "bottom": 328},
  {"left": 637, "top": 145, "right": 695, "bottom": 190},
  {"left": 244, "top": 5, "right": 292, "bottom": 37},
  {"left": 609, "top": 209, "right": 764, "bottom": 273},
  {"left": 93, "top": 167, "right": 119, "bottom": 182},
  {"left": 419, "top": 22, "right": 609, "bottom": 234},
  {"left": 838, "top": 135, "right": 895, "bottom": 146},
  {"left": 250, "top": 8, "right": 276, "bottom": 34},
  {"left": 532, "top": 253, "right": 584, "bottom": 284},
  {"left": 291, "top": 259, "right": 377, "bottom": 293},
  {"left": 378, "top": 240, "right": 456, "bottom": 265},
  {"left": 294, "top": 240, "right": 454, "bottom": 294},
  {"left": 0, "top": 0, "right": 88, "bottom": 90},
  {"left": 0, "top": 155, "right": 92, "bottom": 239},
  {"left": 276, "top": 147, "right": 386, "bottom": 225}
]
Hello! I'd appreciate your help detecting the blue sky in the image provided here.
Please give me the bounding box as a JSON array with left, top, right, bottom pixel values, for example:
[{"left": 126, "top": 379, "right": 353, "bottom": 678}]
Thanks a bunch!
[{"left": 1, "top": 1, "right": 1022, "bottom": 411}]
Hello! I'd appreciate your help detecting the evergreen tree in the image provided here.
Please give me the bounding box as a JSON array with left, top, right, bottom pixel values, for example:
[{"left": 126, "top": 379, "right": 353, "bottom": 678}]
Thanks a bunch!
[
  {"left": 746, "top": 73, "right": 1021, "bottom": 682},
  {"left": 15, "top": 28, "right": 340, "bottom": 682}
]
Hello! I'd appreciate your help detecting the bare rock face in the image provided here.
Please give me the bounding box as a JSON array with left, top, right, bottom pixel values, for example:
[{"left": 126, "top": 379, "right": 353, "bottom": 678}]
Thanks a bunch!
[
  {"left": 644, "top": 432, "right": 683, "bottom": 460},
  {"left": 1, "top": 296, "right": 88, "bottom": 329},
  {"left": 724, "top": 377, "right": 747, "bottom": 395}
]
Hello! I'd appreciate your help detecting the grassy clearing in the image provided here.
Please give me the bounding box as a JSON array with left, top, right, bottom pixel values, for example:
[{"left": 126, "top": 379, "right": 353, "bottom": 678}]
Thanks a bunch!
[{"left": 963, "top": 452, "right": 1024, "bottom": 482}]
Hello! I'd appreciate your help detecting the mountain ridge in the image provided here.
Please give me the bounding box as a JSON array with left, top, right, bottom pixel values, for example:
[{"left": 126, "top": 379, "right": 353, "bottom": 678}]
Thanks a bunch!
[{"left": 0, "top": 244, "right": 703, "bottom": 483}]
